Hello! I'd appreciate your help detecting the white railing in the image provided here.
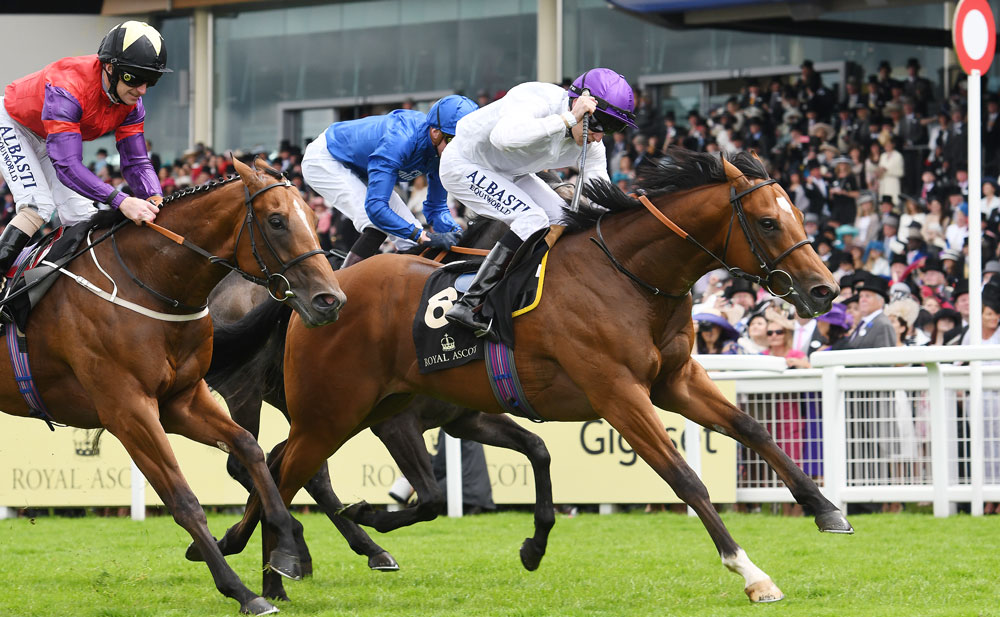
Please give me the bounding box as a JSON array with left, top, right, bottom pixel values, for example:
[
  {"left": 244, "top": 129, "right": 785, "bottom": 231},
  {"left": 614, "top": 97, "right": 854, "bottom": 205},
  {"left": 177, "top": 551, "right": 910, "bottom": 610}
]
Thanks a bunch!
[{"left": 703, "top": 346, "right": 1000, "bottom": 518}]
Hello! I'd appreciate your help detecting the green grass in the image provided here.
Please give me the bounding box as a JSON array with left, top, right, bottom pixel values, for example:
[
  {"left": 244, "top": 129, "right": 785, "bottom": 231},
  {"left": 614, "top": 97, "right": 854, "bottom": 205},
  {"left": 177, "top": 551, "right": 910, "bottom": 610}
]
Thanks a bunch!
[{"left": 1, "top": 510, "right": 998, "bottom": 616}]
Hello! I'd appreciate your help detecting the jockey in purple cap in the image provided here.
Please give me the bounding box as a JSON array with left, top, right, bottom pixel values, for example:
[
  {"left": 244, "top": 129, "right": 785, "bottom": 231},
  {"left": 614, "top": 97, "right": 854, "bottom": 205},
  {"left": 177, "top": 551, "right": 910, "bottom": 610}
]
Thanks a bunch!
[{"left": 439, "top": 68, "right": 636, "bottom": 339}]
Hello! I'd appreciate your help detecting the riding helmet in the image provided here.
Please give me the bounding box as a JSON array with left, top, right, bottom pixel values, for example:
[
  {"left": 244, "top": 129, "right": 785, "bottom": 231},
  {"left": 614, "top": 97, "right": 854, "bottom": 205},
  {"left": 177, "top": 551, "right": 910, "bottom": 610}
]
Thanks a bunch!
[
  {"left": 427, "top": 95, "right": 478, "bottom": 136},
  {"left": 568, "top": 68, "right": 637, "bottom": 132}
]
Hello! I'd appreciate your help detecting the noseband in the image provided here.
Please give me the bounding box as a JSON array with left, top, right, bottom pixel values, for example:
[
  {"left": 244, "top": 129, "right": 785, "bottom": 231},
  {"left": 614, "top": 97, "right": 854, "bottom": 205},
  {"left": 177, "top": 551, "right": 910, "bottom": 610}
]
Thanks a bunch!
[
  {"left": 591, "top": 178, "right": 811, "bottom": 299},
  {"left": 121, "top": 178, "right": 326, "bottom": 310}
]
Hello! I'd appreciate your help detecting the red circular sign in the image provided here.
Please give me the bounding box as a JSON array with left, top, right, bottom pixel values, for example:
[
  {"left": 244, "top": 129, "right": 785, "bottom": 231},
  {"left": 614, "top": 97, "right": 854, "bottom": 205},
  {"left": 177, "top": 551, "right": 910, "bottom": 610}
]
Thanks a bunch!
[{"left": 954, "top": 0, "right": 997, "bottom": 74}]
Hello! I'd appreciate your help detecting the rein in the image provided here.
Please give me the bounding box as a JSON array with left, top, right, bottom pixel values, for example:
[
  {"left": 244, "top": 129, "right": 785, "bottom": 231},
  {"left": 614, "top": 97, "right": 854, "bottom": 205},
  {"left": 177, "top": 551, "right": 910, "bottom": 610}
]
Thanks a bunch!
[
  {"left": 135, "top": 179, "right": 326, "bottom": 307},
  {"left": 590, "top": 178, "right": 811, "bottom": 299}
]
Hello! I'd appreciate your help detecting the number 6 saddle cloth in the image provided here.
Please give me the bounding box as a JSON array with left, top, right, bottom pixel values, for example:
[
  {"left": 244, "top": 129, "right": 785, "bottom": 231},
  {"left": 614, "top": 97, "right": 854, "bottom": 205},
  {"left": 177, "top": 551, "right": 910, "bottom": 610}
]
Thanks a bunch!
[{"left": 412, "top": 234, "right": 549, "bottom": 376}]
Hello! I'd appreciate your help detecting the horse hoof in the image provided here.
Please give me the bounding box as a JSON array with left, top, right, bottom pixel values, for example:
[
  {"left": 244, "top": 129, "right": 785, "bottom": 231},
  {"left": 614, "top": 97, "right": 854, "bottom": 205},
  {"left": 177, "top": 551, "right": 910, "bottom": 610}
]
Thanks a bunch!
[
  {"left": 242, "top": 597, "right": 279, "bottom": 615},
  {"left": 368, "top": 551, "right": 400, "bottom": 571},
  {"left": 337, "top": 501, "right": 372, "bottom": 522},
  {"left": 268, "top": 550, "right": 303, "bottom": 581},
  {"left": 816, "top": 510, "right": 855, "bottom": 534},
  {"left": 185, "top": 541, "right": 205, "bottom": 562},
  {"left": 745, "top": 579, "right": 784, "bottom": 603},
  {"left": 519, "top": 538, "right": 544, "bottom": 571}
]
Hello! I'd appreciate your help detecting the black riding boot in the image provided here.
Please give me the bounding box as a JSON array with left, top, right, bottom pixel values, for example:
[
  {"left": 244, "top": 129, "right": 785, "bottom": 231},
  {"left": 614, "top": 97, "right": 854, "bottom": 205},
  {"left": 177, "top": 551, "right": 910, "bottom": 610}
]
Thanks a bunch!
[
  {"left": 0, "top": 225, "right": 32, "bottom": 281},
  {"left": 340, "top": 227, "right": 388, "bottom": 269},
  {"left": 445, "top": 234, "right": 519, "bottom": 339}
]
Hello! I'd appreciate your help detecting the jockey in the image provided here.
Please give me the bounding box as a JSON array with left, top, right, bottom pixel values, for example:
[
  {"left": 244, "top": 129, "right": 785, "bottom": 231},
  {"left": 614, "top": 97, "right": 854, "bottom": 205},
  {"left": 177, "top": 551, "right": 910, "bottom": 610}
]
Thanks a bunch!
[
  {"left": 301, "top": 94, "right": 478, "bottom": 269},
  {"left": 0, "top": 21, "right": 168, "bottom": 279},
  {"left": 441, "top": 68, "right": 636, "bottom": 338}
]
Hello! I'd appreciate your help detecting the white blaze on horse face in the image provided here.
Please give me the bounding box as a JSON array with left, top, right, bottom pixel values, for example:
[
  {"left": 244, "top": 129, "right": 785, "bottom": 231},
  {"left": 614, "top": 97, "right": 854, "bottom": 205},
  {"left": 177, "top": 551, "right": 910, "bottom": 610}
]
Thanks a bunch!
[
  {"left": 293, "top": 199, "right": 313, "bottom": 232},
  {"left": 776, "top": 196, "right": 793, "bottom": 215}
]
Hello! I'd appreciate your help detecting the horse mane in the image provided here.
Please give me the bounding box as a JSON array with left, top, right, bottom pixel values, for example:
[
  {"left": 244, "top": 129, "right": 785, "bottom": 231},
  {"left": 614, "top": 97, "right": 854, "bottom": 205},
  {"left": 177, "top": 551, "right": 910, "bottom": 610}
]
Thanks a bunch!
[
  {"left": 566, "top": 147, "right": 769, "bottom": 231},
  {"left": 88, "top": 158, "right": 284, "bottom": 231}
]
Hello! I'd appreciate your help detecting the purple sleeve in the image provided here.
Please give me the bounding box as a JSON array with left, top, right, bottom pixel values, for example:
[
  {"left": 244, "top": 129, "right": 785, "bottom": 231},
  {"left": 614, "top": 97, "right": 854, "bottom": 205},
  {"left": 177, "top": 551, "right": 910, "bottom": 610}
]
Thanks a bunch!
[
  {"left": 46, "top": 132, "right": 124, "bottom": 207},
  {"left": 116, "top": 100, "right": 160, "bottom": 200},
  {"left": 117, "top": 134, "right": 160, "bottom": 200},
  {"left": 42, "top": 84, "right": 123, "bottom": 207}
]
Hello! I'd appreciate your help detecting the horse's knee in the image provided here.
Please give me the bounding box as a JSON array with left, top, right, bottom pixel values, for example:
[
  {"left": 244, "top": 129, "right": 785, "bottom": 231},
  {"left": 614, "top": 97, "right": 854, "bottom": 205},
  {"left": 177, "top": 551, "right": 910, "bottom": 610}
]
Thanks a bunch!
[
  {"left": 230, "top": 430, "right": 267, "bottom": 467},
  {"left": 171, "top": 490, "right": 208, "bottom": 530},
  {"left": 728, "top": 410, "right": 772, "bottom": 448},
  {"left": 525, "top": 434, "right": 551, "bottom": 468},
  {"left": 664, "top": 464, "right": 711, "bottom": 504}
]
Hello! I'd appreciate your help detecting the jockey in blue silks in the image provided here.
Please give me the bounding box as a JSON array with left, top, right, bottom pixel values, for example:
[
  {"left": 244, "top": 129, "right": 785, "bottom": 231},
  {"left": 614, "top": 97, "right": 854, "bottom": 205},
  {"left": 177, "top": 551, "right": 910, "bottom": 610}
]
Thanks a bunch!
[{"left": 301, "top": 94, "right": 478, "bottom": 268}]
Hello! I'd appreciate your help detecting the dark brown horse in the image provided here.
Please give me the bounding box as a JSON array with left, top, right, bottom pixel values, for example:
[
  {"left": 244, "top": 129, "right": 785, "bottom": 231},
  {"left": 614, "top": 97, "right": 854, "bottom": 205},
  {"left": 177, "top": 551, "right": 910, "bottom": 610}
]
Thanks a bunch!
[
  {"left": 202, "top": 217, "right": 554, "bottom": 577},
  {"left": 0, "top": 157, "right": 345, "bottom": 615},
  {"left": 222, "top": 149, "right": 853, "bottom": 603}
]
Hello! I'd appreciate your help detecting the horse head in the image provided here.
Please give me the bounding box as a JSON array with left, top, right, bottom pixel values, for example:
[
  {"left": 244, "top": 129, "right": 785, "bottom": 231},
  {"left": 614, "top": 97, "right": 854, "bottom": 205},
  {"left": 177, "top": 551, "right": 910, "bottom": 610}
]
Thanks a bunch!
[
  {"left": 721, "top": 155, "right": 838, "bottom": 318},
  {"left": 231, "top": 156, "right": 346, "bottom": 326}
]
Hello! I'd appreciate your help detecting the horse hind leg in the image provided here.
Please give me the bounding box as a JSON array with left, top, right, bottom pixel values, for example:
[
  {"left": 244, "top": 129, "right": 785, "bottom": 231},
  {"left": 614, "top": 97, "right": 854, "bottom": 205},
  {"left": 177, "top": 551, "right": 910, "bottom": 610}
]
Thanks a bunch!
[
  {"left": 599, "top": 386, "right": 783, "bottom": 603},
  {"left": 442, "top": 410, "right": 555, "bottom": 571}
]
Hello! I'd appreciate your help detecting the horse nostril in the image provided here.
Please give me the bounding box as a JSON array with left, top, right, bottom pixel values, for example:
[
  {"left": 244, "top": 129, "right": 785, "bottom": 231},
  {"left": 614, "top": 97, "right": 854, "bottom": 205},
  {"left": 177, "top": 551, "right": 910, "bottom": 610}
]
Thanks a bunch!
[
  {"left": 810, "top": 284, "right": 837, "bottom": 300},
  {"left": 313, "top": 293, "right": 345, "bottom": 314}
]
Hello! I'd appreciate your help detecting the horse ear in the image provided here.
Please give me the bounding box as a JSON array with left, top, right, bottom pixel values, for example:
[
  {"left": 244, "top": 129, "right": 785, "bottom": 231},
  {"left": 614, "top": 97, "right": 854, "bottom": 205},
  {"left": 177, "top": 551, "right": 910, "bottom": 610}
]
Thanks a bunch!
[
  {"left": 253, "top": 156, "right": 278, "bottom": 176},
  {"left": 721, "top": 156, "right": 746, "bottom": 183},
  {"left": 750, "top": 149, "right": 764, "bottom": 164},
  {"left": 231, "top": 155, "right": 264, "bottom": 191}
]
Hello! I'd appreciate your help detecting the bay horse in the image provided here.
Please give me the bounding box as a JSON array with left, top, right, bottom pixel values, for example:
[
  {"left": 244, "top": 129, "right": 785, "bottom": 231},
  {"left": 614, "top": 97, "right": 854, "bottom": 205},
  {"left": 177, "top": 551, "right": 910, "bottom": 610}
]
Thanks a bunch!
[
  {"left": 202, "top": 217, "right": 555, "bottom": 577},
  {"left": 0, "top": 157, "right": 345, "bottom": 616},
  {"left": 221, "top": 149, "right": 854, "bottom": 603}
]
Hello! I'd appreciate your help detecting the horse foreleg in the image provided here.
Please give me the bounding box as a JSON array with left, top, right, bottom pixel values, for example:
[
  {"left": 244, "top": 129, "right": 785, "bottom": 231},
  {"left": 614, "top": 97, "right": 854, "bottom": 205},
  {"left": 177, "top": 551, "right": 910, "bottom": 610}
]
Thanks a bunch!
[
  {"left": 599, "top": 382, "right": 783, "bottom": 603},
  {"left": 441, "top": 411, "right": 554, "bottom": 571},
  {"left": 103, "top": 396, "right": 276, "bottom": 615},
  {"left": 652, "top": 361, "right": 853, "bottom": 534},
  {"left": 162, "top": 382, "right": 303, "bottom": 582}
]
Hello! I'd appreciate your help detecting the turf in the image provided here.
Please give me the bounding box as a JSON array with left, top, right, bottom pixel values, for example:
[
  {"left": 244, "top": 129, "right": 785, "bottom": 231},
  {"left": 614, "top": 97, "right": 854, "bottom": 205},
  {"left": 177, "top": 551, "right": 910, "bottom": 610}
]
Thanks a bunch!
[{"left": 0, "top": 510, "right": 997, "bottom": 616}]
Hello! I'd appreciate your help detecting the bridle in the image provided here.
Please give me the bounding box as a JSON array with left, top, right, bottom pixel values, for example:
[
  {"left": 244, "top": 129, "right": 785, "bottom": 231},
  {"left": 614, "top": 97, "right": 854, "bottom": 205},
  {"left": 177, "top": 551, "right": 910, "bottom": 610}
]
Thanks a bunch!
[
  {"left": 120, "top": 178, "right": 326, "bottom": 309},
  {"left": 591, "top": 177, "right": 811, "bottom": 300}
]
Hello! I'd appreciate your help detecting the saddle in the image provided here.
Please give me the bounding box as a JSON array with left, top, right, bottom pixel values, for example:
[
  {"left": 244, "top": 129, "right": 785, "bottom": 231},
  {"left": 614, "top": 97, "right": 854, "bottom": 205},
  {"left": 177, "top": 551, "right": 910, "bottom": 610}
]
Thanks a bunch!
[
  {"left": 412, "top": 230, "right": 550, "bottom": 375},
  {"left": 1, "top": 221, "right": 92, "bottom": 333}
]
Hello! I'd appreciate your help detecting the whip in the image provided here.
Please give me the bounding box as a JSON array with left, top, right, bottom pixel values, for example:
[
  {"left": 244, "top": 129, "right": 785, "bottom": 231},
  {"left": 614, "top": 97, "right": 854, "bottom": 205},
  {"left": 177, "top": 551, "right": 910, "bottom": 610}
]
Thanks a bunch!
[{"left": 569, "top": 88, "right": 591, "bottom": 213}]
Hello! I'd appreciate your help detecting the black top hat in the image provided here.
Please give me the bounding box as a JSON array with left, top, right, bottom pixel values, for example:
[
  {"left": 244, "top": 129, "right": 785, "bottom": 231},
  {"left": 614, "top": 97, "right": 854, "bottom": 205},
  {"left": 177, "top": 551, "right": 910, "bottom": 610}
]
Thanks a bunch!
[
  {"left": 881, "top": 195, "right": 895, "bottom": 205},
  {"left": 906, "top": 57, "right": 921, "bottom": 69},
  {"left": 984, "top": 281, "right": 1000, "bottom": 313},
  {"left": 724, "top": 278, "right": 757, "bottom": 300},
  {"left": 952, "top": 279, "right": 970, "bottom": 299},
  {"left": 922, "top": 256, "right": 944, "bottom": 273},
  {"left": 933, "top": 307, "right": 961, "bottom": 324},
  {"left": 878, "top": 60, "right": 892, "bottom": 72},
  {"left": 867, "top": 74, "right": 879, "bottom": 85},
  {"left": 801, "top": 59, "right": 814, "bottom": 70},
  {"left": 855, "top": 274, "right": 890, "bottom": 302},
  {"left": 889, "top": 251, "right": 907, "bottom": 266}
]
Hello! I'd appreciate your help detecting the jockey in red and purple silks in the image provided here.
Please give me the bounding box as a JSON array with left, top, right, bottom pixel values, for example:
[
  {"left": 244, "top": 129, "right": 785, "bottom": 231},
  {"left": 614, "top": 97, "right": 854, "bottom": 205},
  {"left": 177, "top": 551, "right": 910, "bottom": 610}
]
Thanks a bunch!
[{"left": 0, "top": 20, "right": 169, "bottom": 279}]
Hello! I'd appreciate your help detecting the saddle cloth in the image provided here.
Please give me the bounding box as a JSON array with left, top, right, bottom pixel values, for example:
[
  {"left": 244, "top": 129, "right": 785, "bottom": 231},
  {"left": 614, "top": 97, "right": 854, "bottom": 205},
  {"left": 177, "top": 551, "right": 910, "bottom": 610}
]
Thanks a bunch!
[{"left": 412, "top": 238, "right": 549, "bottom": 375}]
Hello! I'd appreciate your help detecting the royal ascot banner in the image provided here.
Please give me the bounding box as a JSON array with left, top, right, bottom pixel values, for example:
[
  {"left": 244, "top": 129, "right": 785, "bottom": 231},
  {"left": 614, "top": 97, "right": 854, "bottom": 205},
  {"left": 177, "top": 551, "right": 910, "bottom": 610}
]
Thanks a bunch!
[{"left": 0, "top": 383, "right": 736, "bottom": 508}]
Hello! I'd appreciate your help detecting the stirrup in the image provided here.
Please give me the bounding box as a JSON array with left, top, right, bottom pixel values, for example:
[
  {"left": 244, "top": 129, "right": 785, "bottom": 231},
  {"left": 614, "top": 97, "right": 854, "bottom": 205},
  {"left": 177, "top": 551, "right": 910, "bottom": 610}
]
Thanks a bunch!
[{"left": 474, "top": 317, "right": 495, "bottom": 340}]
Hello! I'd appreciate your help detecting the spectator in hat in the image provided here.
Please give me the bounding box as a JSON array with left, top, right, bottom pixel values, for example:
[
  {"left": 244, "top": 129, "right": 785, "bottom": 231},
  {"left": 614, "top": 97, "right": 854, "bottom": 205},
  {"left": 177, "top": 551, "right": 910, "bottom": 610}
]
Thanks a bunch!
[
  {"left": 940, "top": 247, "right": 964, "bottom": 281},
  {"left": 693, "top": 310, "right": 740, "bottom": 355},
  {"left": 903, "top": 57, "right": 933, "bottom": 116},
  {"left": 875, "top": 60, "right": 898, "bottom": 103},
  {"left": 840, "top": 275, "right": 896, "bottom": 349},
  {"left": 842, "top": 77, "right": 862, "bottom": 113},
  {"left": 879, "top": 213, "right": 900, "bottom": 256},
  {"left": 864, "top": 75, "right": 884, "bottom": 115},
  {"left": 904, "top": 223, "right": 928, "bottom": 265},
  {"left": 920, "top": 256, "right": 948, "bottom": 296},
  {"left": 864, "top": 240, "right": 890, "bottom": 278},
  {"left": 877, "top": 136, "right": 904, "bottom": 206},
  {"left": 984, "top": 260, "right": 1000, "bottom": 284},
  {"left": 885, "top": 296, "right": 925, "bottom": 346},
  {"left": 949, "top": 280, "right": 971, "bottom": 342},
  {"left": 834, "top": 224, "right": 860, "bottom": 250},
  {"left": 985, "top": 94, "right": 1000, "bottom": 171},
  {"left": 803, "top": 160, "right": 829, "bottom": 215},
  {"left": 945, "top": 203, "right": 968, "bottom": 251},
  {"left": 803, "top": 211, "right": 820, "bottom": 241},
  {"left": 829, "top": 156, "right": 860, "bottom": 225},
  {"left": 931, "top": 307, "right": 962, "bottom": 345},
  {"left": 722, "top": 278, "right": 758, "bottom": 322},
  {"left": 736, "top": 310, "right": 769, "bottom": 355}
]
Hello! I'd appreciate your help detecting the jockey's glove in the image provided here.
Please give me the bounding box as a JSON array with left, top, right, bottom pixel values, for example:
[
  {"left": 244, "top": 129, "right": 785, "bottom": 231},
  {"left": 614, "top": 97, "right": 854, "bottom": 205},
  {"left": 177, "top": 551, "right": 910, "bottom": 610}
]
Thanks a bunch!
[{"left": 427, "top": 231, "right": 462, "bottom": 250}]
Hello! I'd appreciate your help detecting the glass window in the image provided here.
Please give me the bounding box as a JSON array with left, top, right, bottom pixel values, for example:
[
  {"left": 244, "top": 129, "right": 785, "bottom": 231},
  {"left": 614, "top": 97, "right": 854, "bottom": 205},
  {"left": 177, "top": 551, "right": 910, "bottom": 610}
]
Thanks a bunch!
[
  {"left": 214, "top": 0, "right": 536, "bottom": 151},
  {"left": 138, "top": 16, "right": 191, "bottom": 168}
]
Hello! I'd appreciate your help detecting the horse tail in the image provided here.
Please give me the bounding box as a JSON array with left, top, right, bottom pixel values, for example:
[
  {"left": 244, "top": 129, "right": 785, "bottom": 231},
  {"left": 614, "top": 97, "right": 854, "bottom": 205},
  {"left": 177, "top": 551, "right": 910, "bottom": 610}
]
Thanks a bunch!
[{"left": 206, "top": 299, "right": 292, "bottom": 390}]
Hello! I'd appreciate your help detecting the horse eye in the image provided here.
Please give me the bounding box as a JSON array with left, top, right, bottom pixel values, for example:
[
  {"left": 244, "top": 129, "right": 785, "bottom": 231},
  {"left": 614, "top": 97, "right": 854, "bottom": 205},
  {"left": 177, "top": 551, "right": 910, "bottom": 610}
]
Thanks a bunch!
[
  {"left": 268, "top": 214, "right": 287, "bottom": 230},
  {"left": 759, "top": 218, "right": 777, "bottom": 232}
]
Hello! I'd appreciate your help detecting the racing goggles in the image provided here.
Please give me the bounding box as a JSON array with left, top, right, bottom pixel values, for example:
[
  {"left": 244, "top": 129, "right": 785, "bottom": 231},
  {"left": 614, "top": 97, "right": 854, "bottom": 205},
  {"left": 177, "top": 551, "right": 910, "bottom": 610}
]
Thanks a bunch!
[
  {"left": 587, "top": 110, "right": 628, "bottom": 134},
  {"left": 119, "top": 67, "right": 162, "bottom": 88}
]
